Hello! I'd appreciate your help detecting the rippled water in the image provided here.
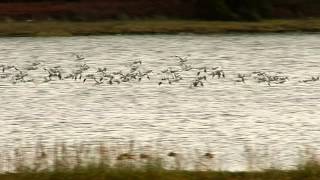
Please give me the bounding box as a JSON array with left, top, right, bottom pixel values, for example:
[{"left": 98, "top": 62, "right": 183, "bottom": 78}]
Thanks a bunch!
[{"left": 0, "top": 34, "right": 320, "bottom": 170}]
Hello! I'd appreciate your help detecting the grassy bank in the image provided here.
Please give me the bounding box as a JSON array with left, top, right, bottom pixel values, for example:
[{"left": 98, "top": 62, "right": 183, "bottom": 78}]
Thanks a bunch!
[
  {"left": 1, "top": 158, "right": 320, "bottom": 180},
  {"left": 1, "top": 165, "right": 320, "bottom": 180},
  {"left": 1, "top": 19, "right": 320, "bottom": 37},
  {"left": 1, "top": 142, "right": 320, "bottom": 179}
]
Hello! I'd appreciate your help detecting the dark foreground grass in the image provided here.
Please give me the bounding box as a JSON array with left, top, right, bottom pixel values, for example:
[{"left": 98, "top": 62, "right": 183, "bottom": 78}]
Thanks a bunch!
[
  {"left": 1, "top": 19, "right": 320, "bottom": 37},
  {"left": 1, "top": 162, "right": 320, "bottom": 180}
]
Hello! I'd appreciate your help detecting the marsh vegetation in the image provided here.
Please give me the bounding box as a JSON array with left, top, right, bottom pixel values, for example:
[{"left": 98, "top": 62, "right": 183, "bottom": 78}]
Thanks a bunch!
[{"left": 1, "top": 142, "right": 320, "bottom": 180}]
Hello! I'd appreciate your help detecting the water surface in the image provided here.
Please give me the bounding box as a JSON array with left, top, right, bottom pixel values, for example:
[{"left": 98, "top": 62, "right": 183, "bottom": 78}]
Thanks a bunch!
[{"left": 0, "top": 34, "right": 320, "bottom": 170}]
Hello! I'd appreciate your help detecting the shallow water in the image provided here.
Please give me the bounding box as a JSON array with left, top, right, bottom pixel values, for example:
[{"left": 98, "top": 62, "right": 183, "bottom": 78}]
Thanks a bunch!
[{"left": 0, "top": 33, "right": 320, "bottom": 170}]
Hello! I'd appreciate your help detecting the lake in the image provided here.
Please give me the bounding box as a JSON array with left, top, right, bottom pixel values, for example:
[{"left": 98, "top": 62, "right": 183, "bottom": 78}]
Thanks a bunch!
[{"left": 0, "top": 33, "right": 320, "bottom": 171}]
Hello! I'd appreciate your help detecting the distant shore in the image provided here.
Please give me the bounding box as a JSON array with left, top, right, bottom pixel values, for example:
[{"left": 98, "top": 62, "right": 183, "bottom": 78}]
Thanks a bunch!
[{"left": 1, "top": 19, "right": 320, "bottom": 37}]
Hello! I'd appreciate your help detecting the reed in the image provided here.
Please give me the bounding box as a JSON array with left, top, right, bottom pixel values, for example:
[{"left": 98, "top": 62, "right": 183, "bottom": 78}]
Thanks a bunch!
[{"left": 0, "top": 142, "right": 320, "bottom": 179}]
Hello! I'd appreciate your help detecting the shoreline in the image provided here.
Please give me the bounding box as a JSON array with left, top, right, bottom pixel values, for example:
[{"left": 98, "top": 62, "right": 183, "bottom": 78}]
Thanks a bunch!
[
  {"left": 1, "top": 19, "right": 320, "bottom": 37},
  {"left": 0, "top": 142, "right": 318, "bottom": 180}
]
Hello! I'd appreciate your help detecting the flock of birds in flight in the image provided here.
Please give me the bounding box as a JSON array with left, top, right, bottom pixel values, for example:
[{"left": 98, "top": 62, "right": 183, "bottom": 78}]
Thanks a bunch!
[{"left": 0, "top": 55, "right": 319, "bottom": 88}]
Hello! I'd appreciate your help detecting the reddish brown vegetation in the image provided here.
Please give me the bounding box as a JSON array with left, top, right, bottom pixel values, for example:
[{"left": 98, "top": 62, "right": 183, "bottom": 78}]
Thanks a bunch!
[
  {"left": 0, "top": 0, "right": 319, "bottom": 20},
  {"left": 272, "top": 0, "right": 320, "bottom": 18},
  {"left": 0, "top": 0, "right": 196, "bottom": 20}
]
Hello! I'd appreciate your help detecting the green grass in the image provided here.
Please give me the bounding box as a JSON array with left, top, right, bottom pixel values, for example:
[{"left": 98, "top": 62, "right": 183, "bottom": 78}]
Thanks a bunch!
[
  {"left": 1, "top": 19, "right": 320, "bottom": 37},
  {"left": 1, "top": 161, "right": 320, "bottom": 180}
]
